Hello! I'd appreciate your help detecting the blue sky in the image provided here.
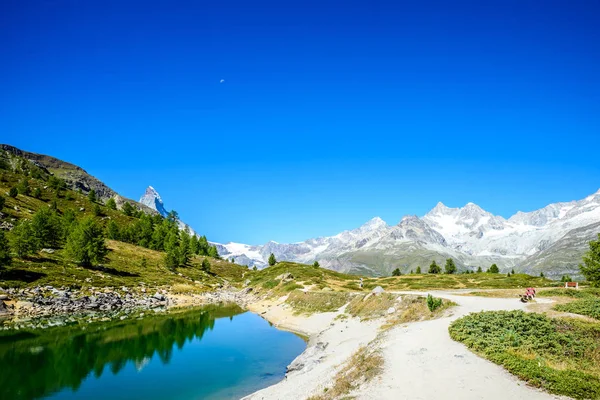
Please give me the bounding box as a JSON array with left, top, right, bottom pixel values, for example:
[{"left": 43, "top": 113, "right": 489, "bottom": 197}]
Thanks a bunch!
[{"left": 1, "top": 0, "right": 599, "bottom": 245}]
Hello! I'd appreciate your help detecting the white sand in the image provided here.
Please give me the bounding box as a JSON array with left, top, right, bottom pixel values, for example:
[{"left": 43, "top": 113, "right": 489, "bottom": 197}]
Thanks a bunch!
[{"left": 245, "top": 291, "right": 567, "bottom": 400}]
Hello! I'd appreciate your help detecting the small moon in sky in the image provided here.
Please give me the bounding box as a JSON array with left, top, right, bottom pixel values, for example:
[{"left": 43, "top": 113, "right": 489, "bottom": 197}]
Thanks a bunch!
[{"left": 220, "top": 79, "right": 225, "bottom": 83}]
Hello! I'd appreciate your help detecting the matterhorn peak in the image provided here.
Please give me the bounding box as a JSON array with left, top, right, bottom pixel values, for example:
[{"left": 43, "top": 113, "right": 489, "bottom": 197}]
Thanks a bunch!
[{"left": 139, "top": 185, "right": 168, "bottom": 217}]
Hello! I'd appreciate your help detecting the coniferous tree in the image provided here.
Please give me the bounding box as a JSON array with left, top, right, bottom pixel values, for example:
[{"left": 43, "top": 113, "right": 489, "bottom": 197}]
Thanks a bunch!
[
  {"left": 416, "top": 266, "right": 422, "bottom": 274},
  {"left": 253, "top": 266, "right": 258, "bottom": 271},
  {"left": 106, "top": 198, "right": 117, "bottom": 210},
  {"left": 201, "top": 258, "right": 211, "bottom": 273},
  {"left": 65, "top": 217, "right": 108, "bottom": 266},
  {"left": 428, "top": 260, "right": 441, "bottom": 274},
  {"left": 8, "top": 187, "right": 17, "bottom": 198},
  {"left": 106, "top": 220, "right": 121, "bottom": 240},
  {"left": 489, "top": 264, "right": 499, "bottom": 274},
  {"left": 313, "top": 261, "right": 320, "bottom": 268},
  {"left": 540, "top": 271, "right": 545, "bottom": 278},
  {"left": 477, "top": 266, "right": 483, "bottom": 273},
  {"left": 17, "top": 179, "right": 30, "bottom": 196},
  {"left": 178, "top": 230, "right": 191, "bottom": 266},
  {"left": 580, "top": 234, "right": 600, "bottom": 287},
  {"left": 444, "top": 258, "right": 457, "bottom": 274},
  {"left": 198, "top": 235, "right": 209, "bottom": 255},
  {"left": 511, "top": 269, "right": 515, "bottom": 275},
  {"left": 268, "top": 253, "right": 277, "bottom": 266},
  {"left": 31, "top": 208, "right": 62, "bottom": 249},
  {"left": 0, "top": 230, "right": 11, "bottom": 267},
  {"left": 392, "top": 268, "right": 401, "bottom": 276},
  {"left": 190, "top": 235, "right": 200, "bottom": 255},
  {"left": 207, "top": 245, "right": 220, "bottom": 259},
  {"left": 93, "top": 203, "right": 102, "bottom": 217},
  {"left": 9, "top": 220, "right": 36, "bottom": 258},
  {"left": 122, "top": 202, "right": 135, "bottom": 217},
  {"left": 87, "top": 189, "right": 97, "bottom": 203},
  {"left": 61, "top": 208, "right": 77, "bottom": 240}
]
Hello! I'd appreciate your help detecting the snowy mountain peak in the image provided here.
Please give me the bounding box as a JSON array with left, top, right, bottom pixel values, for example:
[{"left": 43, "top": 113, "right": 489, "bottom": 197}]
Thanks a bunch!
[
  {"left": 139, "top": 186, "right": 168, "bottom": 217},
  {"left": 138, "top": 186, "right": 197, "bottom": 236},
  {"left": 361, "top": 217, "right": 387, "bottom": 229},
  {"left": 425, "top": 202, "right": 457, "bottom": 217}
]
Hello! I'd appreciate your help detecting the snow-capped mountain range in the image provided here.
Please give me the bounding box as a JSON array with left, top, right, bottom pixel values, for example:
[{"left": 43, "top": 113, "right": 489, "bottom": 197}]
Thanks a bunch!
[
  {"left": 216, "top": 189, "right": 600, "bottom": 277},
  {"left": 139, "top": 185, "right": 600, "bottom": 277}
]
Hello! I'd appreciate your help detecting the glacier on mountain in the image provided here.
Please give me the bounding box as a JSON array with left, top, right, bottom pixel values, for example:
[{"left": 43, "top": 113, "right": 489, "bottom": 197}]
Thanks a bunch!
[{"left": 218, "top": 189, "right": 600, "bottom": 277}]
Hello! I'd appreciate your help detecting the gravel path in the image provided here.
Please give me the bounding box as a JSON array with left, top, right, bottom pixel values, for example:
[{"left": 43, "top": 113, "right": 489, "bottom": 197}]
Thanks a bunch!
[{"left": 355, "top": 291, "right": 567, "bottom": 400}]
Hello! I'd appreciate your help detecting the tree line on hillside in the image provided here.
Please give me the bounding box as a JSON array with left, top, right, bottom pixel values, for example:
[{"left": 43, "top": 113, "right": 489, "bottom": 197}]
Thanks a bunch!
[{"left": 0, "top": 182, "right": 220, "bottom": 271}]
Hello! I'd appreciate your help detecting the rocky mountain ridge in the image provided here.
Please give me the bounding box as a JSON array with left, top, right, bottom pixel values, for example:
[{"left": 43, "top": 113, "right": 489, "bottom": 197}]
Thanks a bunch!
[{"left": 218, "top": 189, "right": 600, "bottom": 277}]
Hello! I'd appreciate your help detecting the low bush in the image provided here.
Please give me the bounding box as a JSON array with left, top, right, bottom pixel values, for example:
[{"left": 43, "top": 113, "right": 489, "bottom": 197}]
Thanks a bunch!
[
  {"left": 449, "top": 310, "right": 600, "bottom": 399},
  {"left": 426, "top": 294, "right": 443, "bottom": 312},
  {"left": 555, "top": 298, "right": 600, "bottom": 320}
]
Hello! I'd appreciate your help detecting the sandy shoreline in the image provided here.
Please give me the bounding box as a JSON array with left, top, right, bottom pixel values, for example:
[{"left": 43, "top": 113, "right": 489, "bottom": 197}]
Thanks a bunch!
[{"left": 242, "top": 291, "right": 567, "bottom": 400}]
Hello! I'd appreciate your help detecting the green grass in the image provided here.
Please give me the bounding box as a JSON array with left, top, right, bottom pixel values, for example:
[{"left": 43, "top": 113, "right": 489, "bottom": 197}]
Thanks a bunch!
[
  {"left": 285, "top": 290, "right": 353, "bottom": 315},
  {"left": 347, "top": 293, "right": 399, "bottom": 319},
  {"left": 449, "top": 310, "right": 600, "bottom": 399},
  {"left": 539, "top": 287, "right": 600, "bottom": 299},
  {"left": 376, "top": 273, "right": 555, "bottom": 290},
  {"left": 0, "top": 239, "right": 249, "bottom": 291},
  {"left": 555, "top": 298, "right": 600, "bottom": 320}
]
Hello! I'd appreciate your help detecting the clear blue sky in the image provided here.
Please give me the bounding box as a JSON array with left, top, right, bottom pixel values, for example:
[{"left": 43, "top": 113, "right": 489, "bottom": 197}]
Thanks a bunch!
[{"left": 1, "top": 0, "right": 599, "bottom": 245}]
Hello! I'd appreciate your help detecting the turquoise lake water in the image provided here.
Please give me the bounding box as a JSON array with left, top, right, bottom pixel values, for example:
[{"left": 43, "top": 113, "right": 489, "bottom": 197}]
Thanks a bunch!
[{"left": 1, "top": 305, "right": 306, "bottom": 399}]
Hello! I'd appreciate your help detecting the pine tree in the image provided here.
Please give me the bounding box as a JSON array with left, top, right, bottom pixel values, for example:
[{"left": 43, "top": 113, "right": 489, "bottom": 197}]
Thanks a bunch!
[
  {"left": 410, "top": 269, "right": 414, "bottom": 274},
  {"left": 164, "top": 248, "right": 179, "bottom": 270},
  {"left": 93, "top": 204, "right": 102, "bottom": 217},
  {"left": 106, "top": 198, "right": 117, "bottom": 210},
  {"left": 61, "top": 208, "right": 77, "bottom": 240},
  {"left": 0, "top": 230, "right": 11, "bottom": 267},
  {"left": 268, "top": 253, "right": 277, "bottom": 266},
  {"left": 207, "top": 245, "right": 220, "bottom": 259},
  {"left": 313, "top": 261, "right": 320, "bottom": 268},
  {"left": 17, "top": 179, "right": 30, "bottom": 196},
  {"left": 540, "top": 272, "right": 545, "bottom": 278},
  {"left": 178, "top": 230, "right": 191, "bottom": 266},
  {"left": 444, "top": 258, "right": 456, "bottom": 274},
  {"left": 31, "top": 208, "right": 62, "bottom": 249},
  {"left": 190, "top": 235, "right": 200, "bottom": 254},
  {"left": 65, "top": 217, "right": 108, "bottom": 266},
  {"left": 198, "top": 235, "right": 209, "bottom": 255},
  {"left": 253, "top": 266, "right": 258, "bottom": 271},
  {"left": 489, "top": 264, "right": 499, "bottom": 274},
  {"left": 392, "top": 268, "right": 401, "bottom": 276},
  {"left": 416, "top": 266, "right": 422, "bottom": 274},
  {"left": 87, "top": 189, "right": 97, "bottom": 203},
  {"left": 106, "top": 220, "right": 120, "bottom": 240},
  {"left": 122, "top": 202, "right": 135, "bottom": 217},
  {"left": 428, "top": 260, "right": 441, "bottom": 274},
  {"left": 201, "top": 258, "right": 211, "bottom": 273},
  {"left": 580, "top": 233, "right": 600, "bottom": 287},
  {"left": 477, "top": 266, "right": 483, "bottom": 273},
  {"left": 9, "top": 221, "right": 36, "bottom": 258},
  {"left": 8, "top": 187, "right": 17, "bottom": 198}
]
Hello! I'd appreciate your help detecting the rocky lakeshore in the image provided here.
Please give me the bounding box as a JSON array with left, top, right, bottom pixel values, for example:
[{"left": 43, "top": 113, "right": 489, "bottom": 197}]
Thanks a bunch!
[{"left": 0, "top": 284, "right": 257, "bottom": 330}]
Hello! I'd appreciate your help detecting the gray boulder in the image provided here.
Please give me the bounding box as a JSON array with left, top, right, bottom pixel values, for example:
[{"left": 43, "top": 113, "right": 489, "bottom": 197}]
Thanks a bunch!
[{"left": 372, "top": 286, "right": 385, "bottom": 294}]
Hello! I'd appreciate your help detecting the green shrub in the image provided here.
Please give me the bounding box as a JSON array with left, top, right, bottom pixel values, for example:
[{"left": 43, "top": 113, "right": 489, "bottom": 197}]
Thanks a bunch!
[
  {"left": 449, "top": 310, "right": 600, "bottom": 399},
  {"left": 555, "top": 298, "right": 600, "bottom": 320},
  {"left": 426, "top": 294, "right": 443, "bottom": 312}
]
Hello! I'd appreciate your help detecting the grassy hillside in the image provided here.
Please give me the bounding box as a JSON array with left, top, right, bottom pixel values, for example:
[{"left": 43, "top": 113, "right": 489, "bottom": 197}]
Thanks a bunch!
[
  {"left": 0, "top": 147, "right": 248, "bottom": 290},
  {"left": 1, "top": 239, "right": 249, "bottom": 290}
]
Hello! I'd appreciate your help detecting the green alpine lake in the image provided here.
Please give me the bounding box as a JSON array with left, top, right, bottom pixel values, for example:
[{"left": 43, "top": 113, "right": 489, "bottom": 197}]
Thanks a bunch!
[{"left": 1, "top": 304, "right": 306, "bottom": 399}]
